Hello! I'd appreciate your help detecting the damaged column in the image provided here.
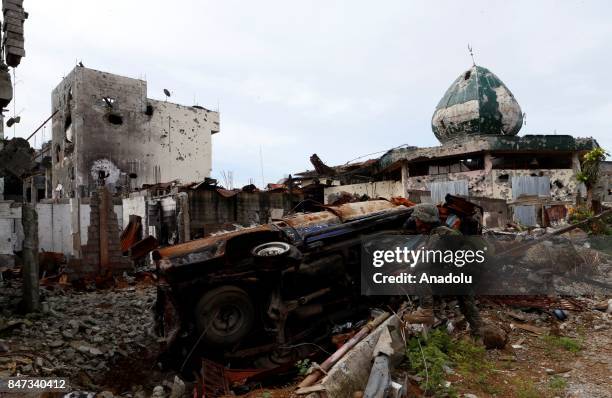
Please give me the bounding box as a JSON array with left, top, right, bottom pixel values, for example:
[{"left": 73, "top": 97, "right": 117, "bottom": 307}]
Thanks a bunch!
[
  {"left": 21, "top": 203, "right": 39, "bottom": 312},
  {"left": 77, "top": 187, "right": 131, "bottom": 278}
]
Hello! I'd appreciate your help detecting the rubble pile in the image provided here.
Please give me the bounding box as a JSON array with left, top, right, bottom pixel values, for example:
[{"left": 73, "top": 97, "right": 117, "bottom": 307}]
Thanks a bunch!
[{"left": 0, "top": 280, "right": 164, "bottom": 393}]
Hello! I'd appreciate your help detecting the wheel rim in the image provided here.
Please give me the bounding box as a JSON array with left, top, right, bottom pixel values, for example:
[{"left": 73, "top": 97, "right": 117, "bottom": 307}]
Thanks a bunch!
[
  {"left": 253, "top": 242, "right": 291, "bottom": 257},
  {"left": 210, "top": 304, "right": 243, "bottom": 335}
]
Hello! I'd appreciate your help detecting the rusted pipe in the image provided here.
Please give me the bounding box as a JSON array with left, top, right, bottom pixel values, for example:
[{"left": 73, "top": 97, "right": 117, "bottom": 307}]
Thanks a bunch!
[{"left": 296, "top": 311, "right": 391, "bottom": 389}]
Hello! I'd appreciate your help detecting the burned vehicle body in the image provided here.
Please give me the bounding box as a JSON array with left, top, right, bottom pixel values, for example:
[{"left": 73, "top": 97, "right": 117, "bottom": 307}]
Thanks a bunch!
[
  {"left": 152, "top": 196, "right": 482, "bottom": 367},
  {"left": 152, "top": 200, "right": 414, "bottom": 366}
]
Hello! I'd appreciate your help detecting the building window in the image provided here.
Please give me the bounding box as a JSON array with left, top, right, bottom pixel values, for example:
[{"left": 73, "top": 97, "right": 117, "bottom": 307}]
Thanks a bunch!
[
  {"left": 409, "top": 155, "right": 484, "bottom": 176},
  {"left": 491, "top": 153, "right": 572, "bottom": 169}
]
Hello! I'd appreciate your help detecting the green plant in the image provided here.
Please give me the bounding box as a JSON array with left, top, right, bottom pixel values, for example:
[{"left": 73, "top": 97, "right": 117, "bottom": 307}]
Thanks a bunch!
[
  {"left": 549, "top": 375, "right": 568, "bottom": 392},
  {"left": 513, "top": 379, "right": 542, "bottom": 398},
  {"left": 568, "top": 205, "right": 594, "bottom": 223},
  {"left": 405, "top": 329, "right": 491, "bottom": 397},
  {"left": 295, "top": 358, "right": 311, "bottom": 376},
  {"left": 542, "top": 334, "right": 583, "bottom": 353},
  {"left": 577, "top": 147, "right": 609, "bottom": 209}
]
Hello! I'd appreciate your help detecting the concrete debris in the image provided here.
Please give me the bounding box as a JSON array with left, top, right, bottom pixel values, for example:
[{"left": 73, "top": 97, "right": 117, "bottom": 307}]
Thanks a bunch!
[
  {"left": 363, "top": 327, "right": 394, "bottom": 398},
  {"left": 0, "top": 278, "right": 172, "bottom": 393}
]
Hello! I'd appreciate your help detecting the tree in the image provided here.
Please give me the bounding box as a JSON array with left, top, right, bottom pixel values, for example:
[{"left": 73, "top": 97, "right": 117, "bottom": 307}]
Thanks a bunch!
[{"left": 576, "top": 147, "right": 608, "bottom": 210}]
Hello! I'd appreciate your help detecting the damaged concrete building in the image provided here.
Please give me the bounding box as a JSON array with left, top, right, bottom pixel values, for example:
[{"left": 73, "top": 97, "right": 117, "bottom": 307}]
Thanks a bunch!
[
  {"left": 122, "top": 181, "right": 303, "bottom": 246},
  {"left": 51, "top": 66, "right": 220, "bottom": 199},
  {"left": 298, "top": 64, "right": 600, "bottom": 227}
]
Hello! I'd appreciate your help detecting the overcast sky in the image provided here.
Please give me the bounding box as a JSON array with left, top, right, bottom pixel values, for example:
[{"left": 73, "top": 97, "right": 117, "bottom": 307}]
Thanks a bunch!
[{"left": 9, "top": 0, "right": 612, "bottom": 187}]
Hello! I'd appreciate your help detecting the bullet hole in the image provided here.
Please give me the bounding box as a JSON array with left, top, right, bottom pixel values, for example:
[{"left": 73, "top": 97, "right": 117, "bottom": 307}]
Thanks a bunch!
[
  {"left": 498, "top": 174, "right": 509, "bottom": 182},
  {"left": 108, "top": 114, "right": 123, "bottom": 125},
  {"left": 553, "top": 180, "right": 564, "bottom": 189},
  {"left": 145, "top": 104, "right": 154, "bottom": 116},
  {"left": 464, "top": 70, "right": 471, "bottom": 80}
]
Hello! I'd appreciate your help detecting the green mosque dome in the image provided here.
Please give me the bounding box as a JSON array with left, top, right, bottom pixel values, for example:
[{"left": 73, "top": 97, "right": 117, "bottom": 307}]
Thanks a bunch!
[{"left": 432, "top": 65, "right": 523, "bottom": 143}]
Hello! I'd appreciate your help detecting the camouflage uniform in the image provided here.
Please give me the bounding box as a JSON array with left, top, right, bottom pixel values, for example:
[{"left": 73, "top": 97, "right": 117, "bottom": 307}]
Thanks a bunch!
[{"left": 410, "top": 204, "right": 483, "bottom": 335}]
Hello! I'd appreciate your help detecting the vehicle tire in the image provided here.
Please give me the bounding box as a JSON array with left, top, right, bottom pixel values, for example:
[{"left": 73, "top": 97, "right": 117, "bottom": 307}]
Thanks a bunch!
[
  {"left": 251, "top": 241, "right": 292, "bottom": 258},
  {"left": 194, "top": 286, "right": 255, "bottom": 346}
]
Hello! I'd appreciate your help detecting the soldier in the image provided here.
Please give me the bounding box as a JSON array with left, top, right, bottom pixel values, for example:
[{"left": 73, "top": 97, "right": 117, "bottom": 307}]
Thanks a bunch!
[{"left": 405, "top": 203, "right": 484, "bottom": 337}]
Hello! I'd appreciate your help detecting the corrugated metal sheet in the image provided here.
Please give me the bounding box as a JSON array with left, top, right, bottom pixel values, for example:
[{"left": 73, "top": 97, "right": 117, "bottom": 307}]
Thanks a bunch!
[
  {"left": 514, "top": 205, "right": 537, "bottom": 226},
  {"left": 430, "top": 180, "right": 469, "bottom": 204},
  {"left": 511, "top": 176, "right": 550, "bottom": 200}
]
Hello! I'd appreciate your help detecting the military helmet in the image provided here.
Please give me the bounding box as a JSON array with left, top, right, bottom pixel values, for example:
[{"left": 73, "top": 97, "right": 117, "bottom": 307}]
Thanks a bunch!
[{"left": 411, "top": 203, "right": 440, "bottom": 224}]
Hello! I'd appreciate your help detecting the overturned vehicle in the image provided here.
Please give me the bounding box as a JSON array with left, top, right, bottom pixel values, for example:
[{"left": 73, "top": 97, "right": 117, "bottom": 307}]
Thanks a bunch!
[{"left": 152, "top": 197, "right": 482, "bottom": 369}]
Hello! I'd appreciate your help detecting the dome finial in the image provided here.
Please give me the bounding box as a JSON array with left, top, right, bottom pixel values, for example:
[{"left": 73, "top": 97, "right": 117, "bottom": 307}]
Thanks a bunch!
[{"left": 467, "top": 43, "right": 476, "bottom": 66}]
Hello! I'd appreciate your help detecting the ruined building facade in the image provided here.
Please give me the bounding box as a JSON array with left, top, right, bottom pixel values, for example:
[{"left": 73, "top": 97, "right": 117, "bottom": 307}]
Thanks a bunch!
[
  {"left": 300, "top": 64, "right": 602, "bottom": 227},
  {"left": 51, "top": 66, "right": 220, "bottom": 199}
]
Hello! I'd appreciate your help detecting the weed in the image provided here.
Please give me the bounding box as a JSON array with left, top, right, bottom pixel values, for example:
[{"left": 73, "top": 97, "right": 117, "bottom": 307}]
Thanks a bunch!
[
  {"left": 295, "top": 358, "right": 311, "bottom": 376},
  {"left": 405, "top": 329, "right": 492, "bottom": 397},
  {"left": 549, "top": 375, "right": 568, "bottom": 392},
  {"left": 542, "top": 335, "right": 583, "bottom": 353},
  {"left": 513, "top": 379, "right": 542, "bottom": 398}
]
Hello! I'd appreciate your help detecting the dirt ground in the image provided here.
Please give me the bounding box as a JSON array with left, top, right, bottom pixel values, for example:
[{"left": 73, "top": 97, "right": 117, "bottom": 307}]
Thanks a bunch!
[{"left": 436, "top": 303, "right": 612, "bottom": 398}]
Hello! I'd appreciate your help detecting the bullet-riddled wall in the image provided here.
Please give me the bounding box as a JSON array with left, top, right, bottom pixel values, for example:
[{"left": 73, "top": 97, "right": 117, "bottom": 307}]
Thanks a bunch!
[{"left": 51, "top": 67, "right": 220, "bottom": 198}]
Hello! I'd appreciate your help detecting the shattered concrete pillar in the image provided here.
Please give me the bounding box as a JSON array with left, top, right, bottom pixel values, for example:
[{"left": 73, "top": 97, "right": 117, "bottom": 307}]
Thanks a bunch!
[
  {"left": 21, "top": 203, "right": 40, "bottom": 312},
  {"left": 78, "top": 187, "right": 132, "bottom": 278},
  {"left": 99, "top": 186, "right": 110, "bottom": 270}
]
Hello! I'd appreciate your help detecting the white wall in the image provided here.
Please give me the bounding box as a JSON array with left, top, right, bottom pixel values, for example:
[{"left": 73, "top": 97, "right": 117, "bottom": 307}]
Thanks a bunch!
[
  {"left": 0, "top": 202, "right": 23, "bottom": 255},
  {"left": 1, "top": 200, "right": 125, "bottom": 259},
  {"left": 37, "top": 203, "right": 72, "bottom": 254},
  {"left": 122, "top": 195, "right": 147, "bottom": 229},
  {"left": 147, "top": 100, "right": 219, "bottom": 185}
]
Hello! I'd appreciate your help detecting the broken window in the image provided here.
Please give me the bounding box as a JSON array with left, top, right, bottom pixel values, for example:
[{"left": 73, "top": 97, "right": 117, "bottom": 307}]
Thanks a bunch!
[
  {"left": 409, "top": 155, "right": 484, "bottom": 176},
  {"left": 553, "top": 180, "right": 564, "bottom": 189},
  {"left": 64, "top": 114, "right": 72, "bottom": 131},
  {"left": 108, "top": 114, "right": 123, "bottom": 125},
  {"left": 491, "top": 153, "right": 572, "bottom": 169},
  {"left": 55, "top": 144, "right": 61, "bottom": 162},
  {"left": 498, "top": 173, "right": 510, "bottom": 182},
  {"left": 64, "top": 114, "right": 74, "bottom": 143}
]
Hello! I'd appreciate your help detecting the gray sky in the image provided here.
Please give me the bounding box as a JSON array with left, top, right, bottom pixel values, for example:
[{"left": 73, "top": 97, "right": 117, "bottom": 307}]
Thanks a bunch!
[{"left": 11, "top": 0, "right": 612, "bottom": 187}]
